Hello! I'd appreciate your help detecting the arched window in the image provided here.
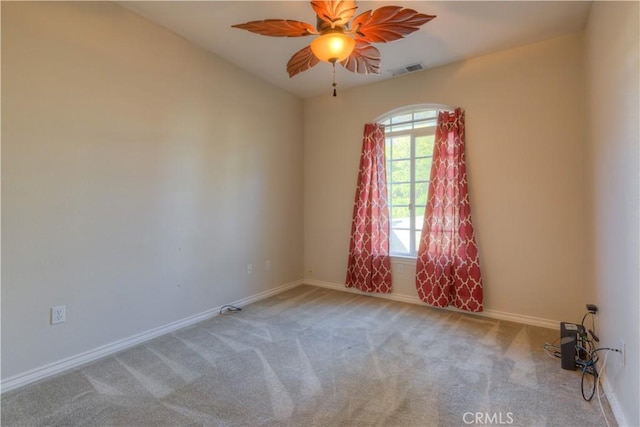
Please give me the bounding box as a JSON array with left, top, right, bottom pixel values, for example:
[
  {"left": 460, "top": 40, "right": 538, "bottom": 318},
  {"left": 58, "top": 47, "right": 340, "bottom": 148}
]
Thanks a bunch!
[{"left": 378, "top": 104, "right": 452, "bottom": 257}]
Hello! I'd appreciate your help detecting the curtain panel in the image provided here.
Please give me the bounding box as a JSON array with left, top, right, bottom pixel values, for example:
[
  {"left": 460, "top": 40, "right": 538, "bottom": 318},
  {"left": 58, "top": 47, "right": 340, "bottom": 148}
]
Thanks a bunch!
[
  {"left": 415, "top": 109, "right": 483, "bottom": 311},
  {"left": 345, "top": 123, "right": 392, "bottom": 293}
]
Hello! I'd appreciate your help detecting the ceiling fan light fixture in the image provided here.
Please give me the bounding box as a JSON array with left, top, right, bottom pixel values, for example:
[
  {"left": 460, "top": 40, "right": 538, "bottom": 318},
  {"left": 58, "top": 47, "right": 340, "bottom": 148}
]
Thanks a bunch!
[
  {"left": 310, "top": 32, "right": 355, "bottom": 63},
  {"left": 231, "top": 1, "right": 437, "bottom": 93}
]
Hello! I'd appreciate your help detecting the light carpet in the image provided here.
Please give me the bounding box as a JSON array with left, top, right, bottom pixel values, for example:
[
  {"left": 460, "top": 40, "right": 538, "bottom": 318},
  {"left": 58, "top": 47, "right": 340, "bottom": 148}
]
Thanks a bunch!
[{"left": 1, "top": 285, "right": 616, "bottom": 426}]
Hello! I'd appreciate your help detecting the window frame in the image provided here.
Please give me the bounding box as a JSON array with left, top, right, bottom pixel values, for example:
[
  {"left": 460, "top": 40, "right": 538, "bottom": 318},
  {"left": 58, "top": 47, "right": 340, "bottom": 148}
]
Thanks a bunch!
[{"left": 377, "top": 104, "right": 453, "bottom": 259}]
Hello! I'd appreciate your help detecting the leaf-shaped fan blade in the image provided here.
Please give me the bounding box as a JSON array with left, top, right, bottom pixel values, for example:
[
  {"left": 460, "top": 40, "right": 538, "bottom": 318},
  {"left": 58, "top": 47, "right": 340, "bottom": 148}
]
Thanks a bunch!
[
  {"left": 351, "top": 6, "right": 436, "bottom": 43},
  {"left": 311, "top": 0, "right": 357, "bottom": 29},
  {"left": 287, "top": 45, "right": 320, "bottom": 77},
  {"left": 232, "top": 19, "right": 316, "bottom": 37},
  {"left": 340, "top": 42, "right": 381, "bottom": 74}
]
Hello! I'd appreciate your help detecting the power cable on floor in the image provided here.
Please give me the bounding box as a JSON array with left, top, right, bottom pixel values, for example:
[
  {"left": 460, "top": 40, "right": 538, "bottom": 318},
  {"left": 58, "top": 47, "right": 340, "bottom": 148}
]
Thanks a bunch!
[{"left": 219, "top": 305, "right": 242, "bottom": 315}]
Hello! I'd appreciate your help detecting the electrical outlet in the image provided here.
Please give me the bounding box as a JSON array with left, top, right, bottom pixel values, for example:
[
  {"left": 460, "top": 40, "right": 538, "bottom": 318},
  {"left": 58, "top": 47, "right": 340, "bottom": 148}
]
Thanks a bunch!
[
  {"left": 307, "top": 268, "right": 313, "bottom": 276},
  {"left": 397, "top": 264, "right": 405, "bottom": 275},
  {"left": 51, "top": 305, "right": 66, "bottom": 325},
  {"left": 247, "top": 264, "right": 253, "bottom": 275},
  {"left": 619, "top": 339, "right": 626, "bottom": 367},
  {"left": 265, "top": 260, "right": 271, "bottom": 271}
]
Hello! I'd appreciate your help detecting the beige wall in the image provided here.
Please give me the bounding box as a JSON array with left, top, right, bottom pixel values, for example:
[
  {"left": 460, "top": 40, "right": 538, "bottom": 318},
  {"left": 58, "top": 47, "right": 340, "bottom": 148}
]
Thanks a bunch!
[
  {"left": 1, "top": 2, "right": 304, "bottom": 380},
  {"left": 584, "top": 2, "right": 640, "bottom": 426},
  {"left": 304, "top": 33, "right": 587, "bottom": 324}
]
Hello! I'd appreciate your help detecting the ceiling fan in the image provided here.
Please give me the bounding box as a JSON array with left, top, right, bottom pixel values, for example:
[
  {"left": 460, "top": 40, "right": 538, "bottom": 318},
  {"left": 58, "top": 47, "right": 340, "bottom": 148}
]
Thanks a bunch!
[{"left": 232, "top": 1, "right": 435, "bottom": 96}]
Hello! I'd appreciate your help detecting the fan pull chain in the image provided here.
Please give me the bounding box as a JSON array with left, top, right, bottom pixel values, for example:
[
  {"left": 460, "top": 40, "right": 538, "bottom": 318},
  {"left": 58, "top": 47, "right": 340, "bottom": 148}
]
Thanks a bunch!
[{"left": 332, "top": 61, "right": 337, "bottom": 97}]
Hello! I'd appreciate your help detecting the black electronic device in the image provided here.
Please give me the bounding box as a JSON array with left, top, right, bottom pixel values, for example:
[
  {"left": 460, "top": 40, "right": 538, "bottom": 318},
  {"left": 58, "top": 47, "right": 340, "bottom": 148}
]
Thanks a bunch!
[{"left": 560, "top": 321, "right": 586, "bottom": 370}]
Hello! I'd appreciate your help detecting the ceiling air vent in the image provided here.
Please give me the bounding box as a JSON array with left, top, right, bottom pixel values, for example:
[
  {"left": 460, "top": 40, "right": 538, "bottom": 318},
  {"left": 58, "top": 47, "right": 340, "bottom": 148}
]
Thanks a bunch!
[{"left": 391, "top": 63, "right": 425, "bottom": 76}]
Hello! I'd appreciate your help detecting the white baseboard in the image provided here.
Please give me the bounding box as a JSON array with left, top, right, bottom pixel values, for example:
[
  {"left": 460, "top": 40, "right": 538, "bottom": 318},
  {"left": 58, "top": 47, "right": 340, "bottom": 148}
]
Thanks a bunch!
[
  {"left": 0, "top": 279, "right": 304, "bottom": 394},
  {"left": 305, "top": 279, "right": 560, "bottom": 330},
  {"left": 231, "top": 280, "right": 303, "bottom": 308},
  {"left": 601, "top": 367, "right": 628, "bottom": 427}
]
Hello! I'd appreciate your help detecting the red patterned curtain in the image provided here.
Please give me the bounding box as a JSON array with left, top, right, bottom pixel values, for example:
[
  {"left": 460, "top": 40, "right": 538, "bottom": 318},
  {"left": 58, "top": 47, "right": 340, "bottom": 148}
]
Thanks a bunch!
[
  {"left": 415, "top": 109, "right": 483, "bottom": 311},
  {"left": 345, "top": 123, "right": 392, "bottom": 293}
]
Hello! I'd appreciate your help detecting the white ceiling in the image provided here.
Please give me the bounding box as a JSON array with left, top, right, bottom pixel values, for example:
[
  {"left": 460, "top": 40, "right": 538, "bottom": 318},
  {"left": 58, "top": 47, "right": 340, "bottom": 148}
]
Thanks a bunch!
[{"left": 119, "top": 1, "right": 592, "bottom": 98}]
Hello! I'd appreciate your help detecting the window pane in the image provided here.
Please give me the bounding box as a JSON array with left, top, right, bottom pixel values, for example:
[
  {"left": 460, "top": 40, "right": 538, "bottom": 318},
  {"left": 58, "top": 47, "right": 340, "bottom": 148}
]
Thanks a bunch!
[
  {"left": 415, "top": 182, "right": 429, "bottom": 207},
  {"left": 415, "top": 157, "right": 432, "bottom": 181},
  {"left": 390, "top": 229, "right": 410, "bottom": 254},
  {"left": 391, "top": 113, "right": 412, "bottom": 124},
  {"left": 415, "top": 230, "right": 423, "bottom": 250},
  {"left": 414, "top": 110, "right": 437, "bottom": 120},
  {"left": 391, "top": 206, "right": 410, "bottom": 221},
  {"left": 415, "top": 207, "right": 426, "bottom": 230},
  {"left": 391, "top": 183, "right": 411, "bottom": 206},
  {"left": 416, "top": 135, "right": 435, "bottom": 157},
  {"left": 391, "top": 136, "right": 410, "bottom": 158},
  {"left": 389, "top": 123, "right": 413, "bottom": 132},
  {"left": 391, "top": 160, "right": 410, "bottom": 182},
  {"left": 416, "top": 203, "right": 426, "bottom": 226}
]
